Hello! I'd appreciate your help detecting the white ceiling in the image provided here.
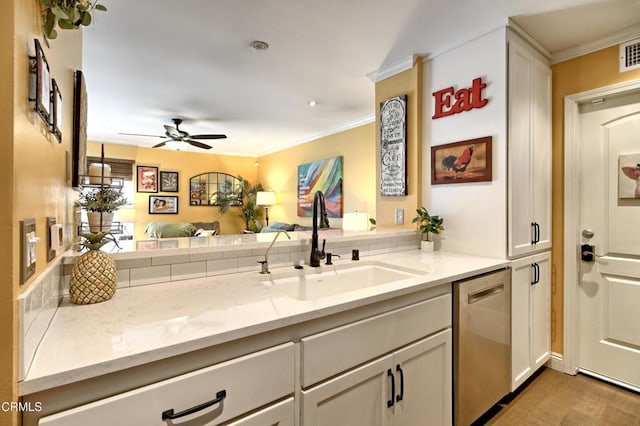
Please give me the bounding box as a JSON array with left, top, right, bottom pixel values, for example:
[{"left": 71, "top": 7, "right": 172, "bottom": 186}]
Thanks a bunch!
[{"left": 82, "top": 0, "right": 640, "bottom": 156}]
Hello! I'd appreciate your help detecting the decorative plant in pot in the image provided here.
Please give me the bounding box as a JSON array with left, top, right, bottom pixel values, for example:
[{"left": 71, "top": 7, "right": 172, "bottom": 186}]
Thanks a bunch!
[
  {"left": 75, "top": 186, "right": 127, "bottom": 232},
  {"left": 412, "top": 207, "right": 444, "bottom": 251},
  {"left": 69, "top": 231, "right": 118, "bottom": 304},
  {"left": 217, "top": 176, "right": 264, "bottom": 233},
  {"left": 39, "top": 0, "right": 107, "bottom": 46}
]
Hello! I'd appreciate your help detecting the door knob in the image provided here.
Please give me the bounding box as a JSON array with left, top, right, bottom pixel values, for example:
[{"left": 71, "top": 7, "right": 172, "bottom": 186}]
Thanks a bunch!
[{"left": 582, "top": 229, "right": 594, "bottom": 239}]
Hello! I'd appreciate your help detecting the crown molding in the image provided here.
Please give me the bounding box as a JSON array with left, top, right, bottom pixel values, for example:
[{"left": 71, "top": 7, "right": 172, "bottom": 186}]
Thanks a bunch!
[
  {"left": 366, "top": 55, "right": 419, "bottom": 83},
  {"left": 551, "top": 23, "right": 640, "bottom": 64},
  {"left": 507, "top": 19, "right": 551, "bottom": 59}
]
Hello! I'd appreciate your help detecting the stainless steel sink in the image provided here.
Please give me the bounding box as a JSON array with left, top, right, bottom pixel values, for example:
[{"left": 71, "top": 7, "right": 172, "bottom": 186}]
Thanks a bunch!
[{"left": 262, "top": 261, "right": 422, "bottom": 300}]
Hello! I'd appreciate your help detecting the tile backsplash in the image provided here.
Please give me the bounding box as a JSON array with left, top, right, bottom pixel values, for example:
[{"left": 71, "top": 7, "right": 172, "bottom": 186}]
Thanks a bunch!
[
  {"left": 18, "top": 258, "right": 64, "bottom": 380},
  {"left": 61, "top": 232, "right": 420, "bottom": 290}
]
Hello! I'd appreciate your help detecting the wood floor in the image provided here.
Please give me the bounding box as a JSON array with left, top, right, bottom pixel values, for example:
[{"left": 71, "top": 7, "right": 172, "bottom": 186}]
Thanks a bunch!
[{"left": 479, "top": 368, "right": 640, "bottom": 425}]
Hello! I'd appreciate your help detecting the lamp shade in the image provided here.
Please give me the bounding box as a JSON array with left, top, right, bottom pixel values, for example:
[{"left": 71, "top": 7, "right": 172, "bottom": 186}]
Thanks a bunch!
[
  {"left": 342, "top": 212, "right": 372, "bottom": 231},
  {"left": 256, "top": 191, "right": 276, "bottom": 206}
]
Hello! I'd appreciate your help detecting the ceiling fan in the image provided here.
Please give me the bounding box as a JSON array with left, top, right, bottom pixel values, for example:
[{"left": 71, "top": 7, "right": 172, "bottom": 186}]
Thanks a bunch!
[{"left": 119, "top": 118, "right": 227, "bottom": 150}]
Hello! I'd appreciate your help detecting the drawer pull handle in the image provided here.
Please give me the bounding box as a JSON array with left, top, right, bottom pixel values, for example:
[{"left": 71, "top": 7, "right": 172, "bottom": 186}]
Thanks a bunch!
[
  {"left": 395, "top": 364, "right": 404, "bottom": 402},
  {"left": 387, "top": 369, "right": 395, "bottom": 408},
  {"left": 161, "top": 389, "right": 227, "bottom": 421},
  {"left": 531, "top": 263, "right": 540, "bottom": 285},
  {"left": 467, "top": 284, "right": 504, "bottom": 305}
]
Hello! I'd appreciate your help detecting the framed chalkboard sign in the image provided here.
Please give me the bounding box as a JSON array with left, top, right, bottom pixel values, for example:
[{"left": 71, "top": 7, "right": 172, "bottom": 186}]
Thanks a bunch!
[{"left": 380, "top": 94, "right": 407, "bottom": 196}]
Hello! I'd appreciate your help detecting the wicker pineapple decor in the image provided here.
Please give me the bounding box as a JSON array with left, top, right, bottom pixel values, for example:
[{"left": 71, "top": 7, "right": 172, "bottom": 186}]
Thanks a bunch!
[{"left": 69, "top": 232, "right": 118, "bottom": 304}]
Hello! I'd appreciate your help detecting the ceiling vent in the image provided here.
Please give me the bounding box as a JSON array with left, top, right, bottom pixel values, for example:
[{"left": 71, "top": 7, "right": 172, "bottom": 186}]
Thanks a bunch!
[{"left": 620, "top": 38, "right": 640, "bottom": 73}]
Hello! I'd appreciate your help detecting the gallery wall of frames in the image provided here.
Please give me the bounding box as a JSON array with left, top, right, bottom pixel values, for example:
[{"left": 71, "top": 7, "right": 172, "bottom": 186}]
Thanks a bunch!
[{"left": 28, "top": 39, "right": 63, "bottom": 143}]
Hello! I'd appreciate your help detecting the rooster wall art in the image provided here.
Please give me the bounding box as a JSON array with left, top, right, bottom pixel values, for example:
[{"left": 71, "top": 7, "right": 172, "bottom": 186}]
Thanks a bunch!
[{"left": 431, "top": 136, "right": 492, "bottom": 184}]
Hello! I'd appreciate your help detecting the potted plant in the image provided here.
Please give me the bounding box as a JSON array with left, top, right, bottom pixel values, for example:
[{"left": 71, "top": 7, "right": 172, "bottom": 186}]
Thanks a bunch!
[
  {"left": 75, "top": 186, "right": 127, "bottom": 232},
  {"left": 412, "top": 207, "right": 444, "bottom": 251},
  {"left": 69, "top": 232, "right": 118, "bottom": 304},
  {"left": 39, "top": 0, "right": 107, "bottom": 46},
  {"left": 217, "top": 176, "right": 264, "bottom": 233}
]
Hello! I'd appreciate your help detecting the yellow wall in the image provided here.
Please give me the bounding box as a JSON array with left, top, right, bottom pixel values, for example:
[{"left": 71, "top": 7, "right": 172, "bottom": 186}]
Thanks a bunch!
[
  {"left": 375, "top": 63, "right": 422, "bottom": 227},
  {"left": 257, "top": 123, "right": 376, "bottom": 226},
  {"left": 550, "top": 46, "right": 640, "bottom": 354},
  {"left": 87, "top": 142, "right": 259, "bottom": 237},
  {"left": 3, "top": 1, "right": 82, "bottom": 424},
  {"left": 0, "top": 2, "right": 15, "bottom": 423}
]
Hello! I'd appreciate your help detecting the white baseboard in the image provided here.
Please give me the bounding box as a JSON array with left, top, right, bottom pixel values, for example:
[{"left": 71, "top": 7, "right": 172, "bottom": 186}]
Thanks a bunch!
[{"left": 546, "top": 352, "right": 565, "bottom": 373}]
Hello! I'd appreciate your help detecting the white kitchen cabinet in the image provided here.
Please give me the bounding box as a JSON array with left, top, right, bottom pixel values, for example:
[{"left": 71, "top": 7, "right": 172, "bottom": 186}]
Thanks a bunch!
[
  {"left": 38, "top": 343, "right": 295, "bottom": 426},
  {"left": 300, "top": 294, "right": 451, "bottom": 387},
  {"left": 507, "top": 32, "right": 552, "bottom": 258},
  {"left": 301, "top": 329, "right": 452, "bottom": 426},
  {"left": 510, "top": 252, "right": 551, "bottom": 391}
]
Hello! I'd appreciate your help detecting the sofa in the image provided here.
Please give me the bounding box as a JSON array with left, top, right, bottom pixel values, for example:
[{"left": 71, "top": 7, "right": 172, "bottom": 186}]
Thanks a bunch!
[
  {"left": 260, "top": 222, "right": 312, "bottom": 233},
  {"left": 145, "top": 221, "right": 220, "bottom": 238}
]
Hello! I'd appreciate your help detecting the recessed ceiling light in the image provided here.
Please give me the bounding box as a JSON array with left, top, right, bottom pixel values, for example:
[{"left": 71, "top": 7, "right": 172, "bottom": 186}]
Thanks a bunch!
[
  {"left": 307, "top": 100, "right": 318, "bottom": 107},
  {"left": 250, "top": 40, "right": 269, "bottom": 51}
]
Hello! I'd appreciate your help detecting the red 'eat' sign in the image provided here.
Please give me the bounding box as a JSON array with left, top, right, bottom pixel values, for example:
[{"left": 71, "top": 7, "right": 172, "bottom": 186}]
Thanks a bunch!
[{"left": 432, "top": 77, "right": 488, "bottom": 119}]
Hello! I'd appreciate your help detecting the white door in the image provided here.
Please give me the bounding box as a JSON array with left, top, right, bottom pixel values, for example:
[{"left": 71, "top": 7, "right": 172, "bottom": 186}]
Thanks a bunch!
[{"left": 577, "top": 89, "right": 640, "bottom": 390}]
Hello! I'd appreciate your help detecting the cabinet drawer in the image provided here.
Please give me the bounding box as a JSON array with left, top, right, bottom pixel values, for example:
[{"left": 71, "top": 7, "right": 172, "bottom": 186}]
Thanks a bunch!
[
  {"left": 39, "top": 343, "right": 294, "bottom": 426},
  {"left": 300, "top": 294, "right": 451, "bottom": 387}
]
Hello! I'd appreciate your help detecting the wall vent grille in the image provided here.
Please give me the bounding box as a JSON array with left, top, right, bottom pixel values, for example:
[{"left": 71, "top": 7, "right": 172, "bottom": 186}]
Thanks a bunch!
[{"left": 620, "top": 39, "right": 640, "bottom": 73}]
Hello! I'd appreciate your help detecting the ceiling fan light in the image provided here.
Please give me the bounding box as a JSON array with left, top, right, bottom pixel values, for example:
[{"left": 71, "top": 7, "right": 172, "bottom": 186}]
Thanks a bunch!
[{"left": 165, "top": 140, "right": 188, "bottom": 150}]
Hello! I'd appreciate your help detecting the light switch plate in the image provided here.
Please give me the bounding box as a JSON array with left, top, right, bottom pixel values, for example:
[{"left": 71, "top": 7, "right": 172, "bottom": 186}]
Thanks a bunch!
[
  {"left": 20, "top": 218, "right": 36, "bottom": 284},
  {"left": 46, "top": 216, "right": 56, "bottom": 262},
  {"left": 395, "top": 208, "right": 404, "bottom": 225}
]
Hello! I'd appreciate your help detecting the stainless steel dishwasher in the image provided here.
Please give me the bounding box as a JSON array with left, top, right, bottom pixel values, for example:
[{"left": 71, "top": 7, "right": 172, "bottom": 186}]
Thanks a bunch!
[{"left": 454, "top": 268, "right": 511, "bottom": 426}]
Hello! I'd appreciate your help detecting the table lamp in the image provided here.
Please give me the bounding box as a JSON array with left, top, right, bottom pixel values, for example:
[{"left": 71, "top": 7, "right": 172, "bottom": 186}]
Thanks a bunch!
[{"left": 256, "top": 191, "right": 276, "bottom": 227}]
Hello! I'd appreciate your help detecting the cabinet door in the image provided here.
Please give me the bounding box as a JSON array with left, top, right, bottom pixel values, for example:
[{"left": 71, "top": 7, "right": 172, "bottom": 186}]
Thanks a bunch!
[
  {"left": 301, "top": 355, "right": 394, "bottom": 426},
  {"left": 510, "top": 255, "right": 534, "bottom": 391},
  {"left": 508, "top": 40, "right": 535, "bottom": 257},
  {"left": 531, "top": 59, "right": 552, "bottom": 251},
  {"left": 393, "top": 329, "right": 452, "bottom": 426},
  {"left": 510, "top": 253, "right": 551, "bottom": 391},
  {"left": 507, "top": 37, "right": 552, "bottom": 257},
  {"left": 531, "top": 252, "right": 551, "bottom": 370}
]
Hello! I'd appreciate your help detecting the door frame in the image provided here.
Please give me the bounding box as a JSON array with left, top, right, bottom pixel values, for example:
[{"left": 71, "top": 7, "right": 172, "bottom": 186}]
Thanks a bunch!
[{"left": 563, "top": 78, "right": 640, "bottom": 377}]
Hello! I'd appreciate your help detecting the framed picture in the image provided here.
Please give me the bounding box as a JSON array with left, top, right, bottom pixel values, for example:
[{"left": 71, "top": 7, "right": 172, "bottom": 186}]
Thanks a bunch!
[
  {"left": 137, "top": 166, "right": 158, "bottom": 193},
  {"left": 380, "top": 95, "right": 408, "bottom": 196},
  {"left": 149, "top": 195, "right": 178, "bottom": 214},
  {"left": 618, "top": 153, "right": 640, "bottom": 199},
  {"left": 50, "top": 79, "right": 62, "bottom": 143},
  {"left": 431, "top": 136, "right": 492, "bottom": 184},
  {"left": 297, "top": 156, "right": 343, "bottom": 218},
  {"left": 29, "top": 39, "right": 51, "bottom": 124},
  {"left": 160, "top": 171, "right": 179, "bottom": 192},
  {"left": 71, "top": 70, "right": 88, "bottom": 188}
]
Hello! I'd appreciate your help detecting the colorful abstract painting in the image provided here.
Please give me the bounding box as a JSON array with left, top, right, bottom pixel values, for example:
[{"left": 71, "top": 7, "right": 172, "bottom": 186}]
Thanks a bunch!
[{"left": 297, "top": 156, "right": 343, "bottom": 217}]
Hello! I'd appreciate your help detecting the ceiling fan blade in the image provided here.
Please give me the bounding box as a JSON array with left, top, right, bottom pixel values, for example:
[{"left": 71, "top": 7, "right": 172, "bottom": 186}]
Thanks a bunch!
[
  {"left": 185, "top": 139, "right": 213, "bottom": 150},
  {"left": 163, "top": 125, "right": 181, "bottom": 138},
  {"left": 118, "top": 133, "right": 166, "bottom": 138},
  {"left": 152, "top": 141, "right": 167, "bottom": 148},
  {"left": 189, "top": 134, "right": 227, "bottom": 140}
]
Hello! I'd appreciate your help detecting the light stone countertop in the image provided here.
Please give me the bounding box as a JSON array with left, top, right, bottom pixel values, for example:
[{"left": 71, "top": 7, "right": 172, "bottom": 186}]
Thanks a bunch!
[{"left": 20, "top": 249, "right": 509, "bottom": 396}]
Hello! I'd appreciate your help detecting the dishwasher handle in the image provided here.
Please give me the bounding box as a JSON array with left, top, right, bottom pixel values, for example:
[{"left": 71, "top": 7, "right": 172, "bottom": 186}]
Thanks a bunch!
[{"left": 467, "top": 284, "right": 504, "bottom": 305}]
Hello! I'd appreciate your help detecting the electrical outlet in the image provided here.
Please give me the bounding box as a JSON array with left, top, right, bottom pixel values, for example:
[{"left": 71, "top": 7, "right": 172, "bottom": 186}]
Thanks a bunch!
[{"left": 395, "top": 208, "right": 404, "bottom": 225}]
